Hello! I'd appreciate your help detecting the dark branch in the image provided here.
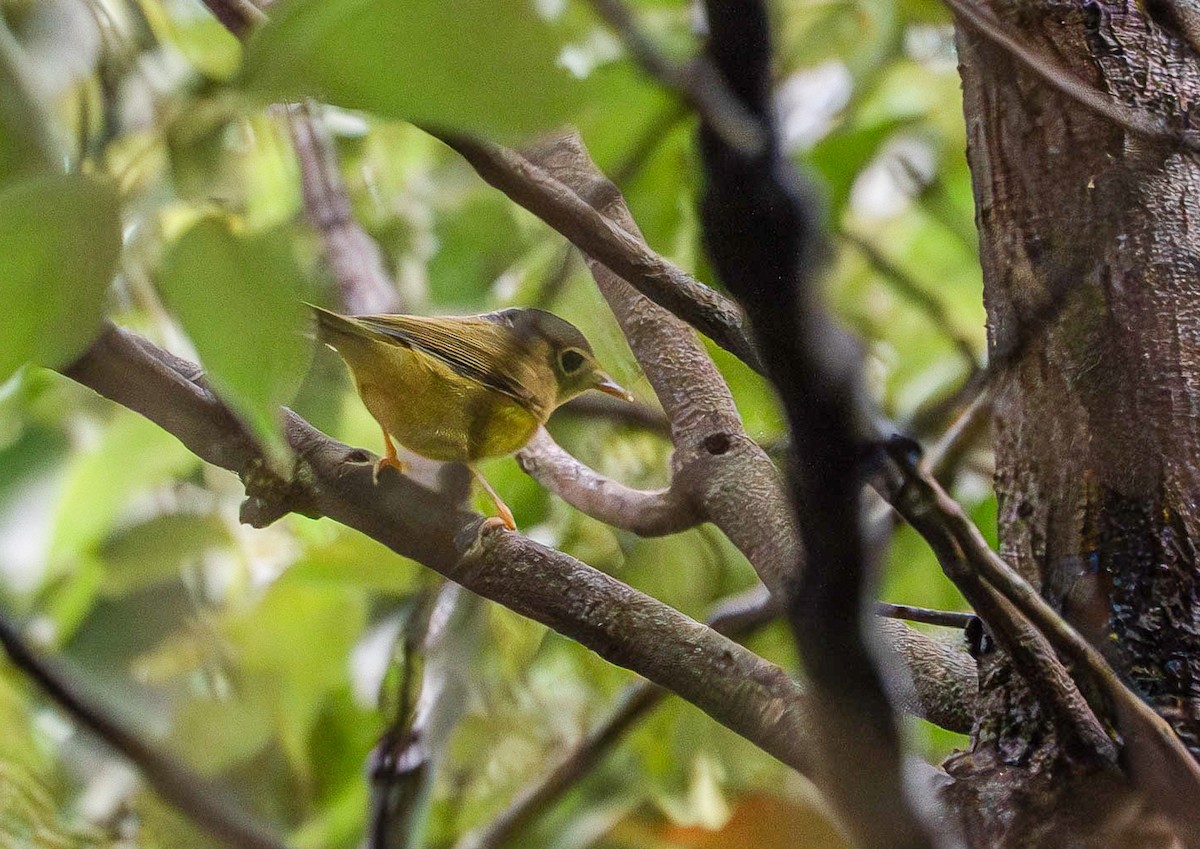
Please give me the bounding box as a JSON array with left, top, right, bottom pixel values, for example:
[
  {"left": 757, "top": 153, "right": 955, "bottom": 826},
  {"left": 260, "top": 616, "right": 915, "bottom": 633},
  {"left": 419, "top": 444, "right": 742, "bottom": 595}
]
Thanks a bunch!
[
  {"left": 196, "top": 0, "right": 265, "bottom": 39},
  {"left": 876, "top": 603, "right": 974, "bottom": 629},
  {"left": 883, "top": 444, "right": 1200, "bottom": 846},
  {"left": 520, "top": 133, "right": 976, "bottom": 735},
  {"left": 696, "top": 3, "right": 935, "bottom": 847},
  {"left": 521, "top": 133, "right": 801, "bottom": 603},
  {"left": 368, "top": 585, "right": 481, "bottom": 849},
  {"left": 557, "top": 394, "right": 671, "bottom": 437},
  {"left": 0, "top": 608, "right": 293, "bottom": 849}
]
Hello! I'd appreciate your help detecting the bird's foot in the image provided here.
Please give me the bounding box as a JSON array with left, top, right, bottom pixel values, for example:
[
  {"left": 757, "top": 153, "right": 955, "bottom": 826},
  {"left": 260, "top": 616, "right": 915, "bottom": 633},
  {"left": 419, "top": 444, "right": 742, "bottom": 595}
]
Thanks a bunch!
[
  {"left": 481, "top": 514, "right": 517, "bottom": 533},
  {"left": 372, "top": 455, "right": 407, "bottom": 484}
]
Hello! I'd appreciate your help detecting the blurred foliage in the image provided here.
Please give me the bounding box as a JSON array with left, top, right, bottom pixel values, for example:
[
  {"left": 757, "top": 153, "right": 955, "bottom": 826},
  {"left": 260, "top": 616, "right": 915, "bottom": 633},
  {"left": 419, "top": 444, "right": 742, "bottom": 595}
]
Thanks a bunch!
[{"left": 0, "top": 0, "right": 987, "bottom": 847}]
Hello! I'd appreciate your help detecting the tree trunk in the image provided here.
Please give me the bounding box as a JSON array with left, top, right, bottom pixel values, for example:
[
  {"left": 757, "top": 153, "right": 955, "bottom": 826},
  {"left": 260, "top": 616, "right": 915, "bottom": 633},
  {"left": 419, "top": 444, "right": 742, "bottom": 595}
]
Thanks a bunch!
[{"left": 951, "top": 2, "right": 1200, "bottom": 844}]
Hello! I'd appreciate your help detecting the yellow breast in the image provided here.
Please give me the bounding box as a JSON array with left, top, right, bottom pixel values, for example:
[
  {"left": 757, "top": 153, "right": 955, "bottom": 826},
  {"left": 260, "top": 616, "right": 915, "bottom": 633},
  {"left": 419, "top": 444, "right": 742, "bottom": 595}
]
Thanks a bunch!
[{"left": 339, "top": 337, "right": 543, "bottom": 463}]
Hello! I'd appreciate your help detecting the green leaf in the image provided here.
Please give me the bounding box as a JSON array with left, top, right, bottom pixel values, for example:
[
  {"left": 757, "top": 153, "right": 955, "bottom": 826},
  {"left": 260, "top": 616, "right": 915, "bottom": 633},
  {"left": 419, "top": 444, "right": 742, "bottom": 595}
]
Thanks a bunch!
[
  {"left": 243, "top": 0, "right": 588, "bottom": 140},
  {"left": 0, "top": 174, "right": 120, "bottom": 382},
  {"left": 227, "top": 582, "right": 367, "bottom": 780},
  {"left": 50, "top": 411, "right": 199, "bottom": 565},
  {"left": 159, "top": 218, "right": 311, "bottom": 445},
  {"left": 806, "top": 117, "right": 914, "bottom": 220},
  {"left": 0, "top": 25, "right": 61, "bottom": 185},
  {"left": 100, "top": 512, "right": 233, "bottom": 596}
]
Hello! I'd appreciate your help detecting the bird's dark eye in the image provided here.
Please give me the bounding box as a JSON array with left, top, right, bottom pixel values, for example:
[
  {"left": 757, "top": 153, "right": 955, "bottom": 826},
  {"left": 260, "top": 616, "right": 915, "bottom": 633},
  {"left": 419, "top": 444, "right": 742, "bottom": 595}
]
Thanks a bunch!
[{"left": 559, "top": 349, "right": 586, "bottom": 374}]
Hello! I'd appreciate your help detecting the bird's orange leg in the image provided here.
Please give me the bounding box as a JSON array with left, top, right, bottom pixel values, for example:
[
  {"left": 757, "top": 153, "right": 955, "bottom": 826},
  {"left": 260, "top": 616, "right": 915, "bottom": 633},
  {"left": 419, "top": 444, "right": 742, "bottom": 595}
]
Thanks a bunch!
[
  {"left": 471, "top": 468, "right": 516, "bottom": 532},
  {"left": 372, "top": 424, "right": 407, "bottom": 483}
]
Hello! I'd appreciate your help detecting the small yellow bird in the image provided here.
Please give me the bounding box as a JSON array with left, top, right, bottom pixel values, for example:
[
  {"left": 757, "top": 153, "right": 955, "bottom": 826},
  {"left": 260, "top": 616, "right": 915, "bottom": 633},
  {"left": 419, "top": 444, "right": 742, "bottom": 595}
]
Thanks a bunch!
[{"left": 310, "top": 304, "right": 632, "bottom": 531}]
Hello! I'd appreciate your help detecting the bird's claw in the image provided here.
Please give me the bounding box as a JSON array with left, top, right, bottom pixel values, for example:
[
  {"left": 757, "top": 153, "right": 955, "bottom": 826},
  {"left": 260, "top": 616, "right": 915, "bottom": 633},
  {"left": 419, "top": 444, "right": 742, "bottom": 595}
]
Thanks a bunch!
[
  {"left": 372, "top": 455, "right": 407, "bottom": 484},
  {"left": 481, "top": 515, "right": 517, "bottom": 534}
]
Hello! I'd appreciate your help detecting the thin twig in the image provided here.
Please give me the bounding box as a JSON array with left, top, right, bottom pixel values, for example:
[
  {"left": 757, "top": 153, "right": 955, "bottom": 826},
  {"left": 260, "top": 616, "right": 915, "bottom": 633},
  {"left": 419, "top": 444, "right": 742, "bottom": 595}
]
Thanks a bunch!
[
  {"left": 0, "top": 610, "right": 294, "bottom": 849},
  {"left": 585, "top": 0, "right": 764, "bottom": 157},
  {"left": 842, "top": 231, "right": 979, "bottom": 371},
  {"left": 557, "top": 394, "right": 671, "bottom": 437},
  {"left": 875, "top": 450, "right": 1115, "bottom": 758},
  {"left": 875, "top": 603, "right": 973, "bottom": 629},
  {"left": 454, "top": 586, "right": 776, "bottom": 849}
]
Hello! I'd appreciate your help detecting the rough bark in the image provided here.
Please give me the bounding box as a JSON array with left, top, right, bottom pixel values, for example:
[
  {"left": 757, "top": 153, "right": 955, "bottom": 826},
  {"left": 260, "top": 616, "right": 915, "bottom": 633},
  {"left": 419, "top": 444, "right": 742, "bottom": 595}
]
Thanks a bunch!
[{"left": 953, "top": 0, "right": 1200, "bottom": 843}]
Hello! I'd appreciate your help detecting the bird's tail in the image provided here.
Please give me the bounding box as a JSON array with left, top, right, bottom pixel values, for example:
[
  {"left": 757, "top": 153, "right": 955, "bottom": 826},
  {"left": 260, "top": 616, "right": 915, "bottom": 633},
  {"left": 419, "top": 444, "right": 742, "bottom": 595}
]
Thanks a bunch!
[{"left": 306, "top": 303, "right": 377, "bottom": 349}]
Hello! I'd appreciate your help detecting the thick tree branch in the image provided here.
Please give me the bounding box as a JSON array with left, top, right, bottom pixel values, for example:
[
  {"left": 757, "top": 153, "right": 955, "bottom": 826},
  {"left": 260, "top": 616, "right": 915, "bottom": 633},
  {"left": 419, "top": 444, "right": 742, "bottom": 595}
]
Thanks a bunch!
[
  {"left": 62, "top": 327, "right": 977, "bottom": 767},
  {"left": 516, "top": 428, "right": 697, "bottom": 536},
  {"left": 61, "top": 327, "right": 820, "bottom": 769}
]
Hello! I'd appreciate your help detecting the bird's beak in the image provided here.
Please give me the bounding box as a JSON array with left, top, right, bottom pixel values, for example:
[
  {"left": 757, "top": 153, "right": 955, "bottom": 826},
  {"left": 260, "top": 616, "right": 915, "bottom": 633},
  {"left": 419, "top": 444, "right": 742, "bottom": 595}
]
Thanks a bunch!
[{"left": 594, "top": 374, "right": 634, "bottom": 402}]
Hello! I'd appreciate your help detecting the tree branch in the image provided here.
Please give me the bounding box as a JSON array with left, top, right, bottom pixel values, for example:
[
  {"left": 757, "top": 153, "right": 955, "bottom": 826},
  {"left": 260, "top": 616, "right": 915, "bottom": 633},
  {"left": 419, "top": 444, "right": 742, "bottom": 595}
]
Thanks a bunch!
[
  {"left": 557, "top": 394, "right": 671, "bottom": 437},
  {"left": 61, "top": 327, "right": 822, "bottom": 772},
  {"left": 883, "top": 443, "right": 1200, "bottom": 847},
  {"left": 0, "top": 608, "right": 293, "bottom": 849},
  {"left": 283, "top": 101, "right": 400, "bottom": 315},
  {"left": 516, "top": 428, "right": 697, "bottom": 536},
  {"left": 521, "top": 133, "right": 802, "bottom": 602},
  {"left": 433, "top": 131, "right": 765, "bottom": 374},
  {"left": 876, "top": 603, "right": 973, "bottom": 629},
  {"left": 695, "top": 2, "right": 936, "bottom": 847}
]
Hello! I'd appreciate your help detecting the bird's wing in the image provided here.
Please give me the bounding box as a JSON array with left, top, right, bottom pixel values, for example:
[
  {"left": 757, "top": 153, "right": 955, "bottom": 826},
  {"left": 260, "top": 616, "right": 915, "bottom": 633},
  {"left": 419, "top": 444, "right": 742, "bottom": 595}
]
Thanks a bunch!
[{"left": 351, "top": 313, "right": 539, "bottom": 409}]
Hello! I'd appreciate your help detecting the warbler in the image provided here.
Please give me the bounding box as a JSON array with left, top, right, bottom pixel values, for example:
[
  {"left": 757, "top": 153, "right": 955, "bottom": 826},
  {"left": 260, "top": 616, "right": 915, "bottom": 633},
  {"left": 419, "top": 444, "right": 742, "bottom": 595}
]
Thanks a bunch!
[{"left": 310, "top": 304, "right": 632, "bottom": 530}]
